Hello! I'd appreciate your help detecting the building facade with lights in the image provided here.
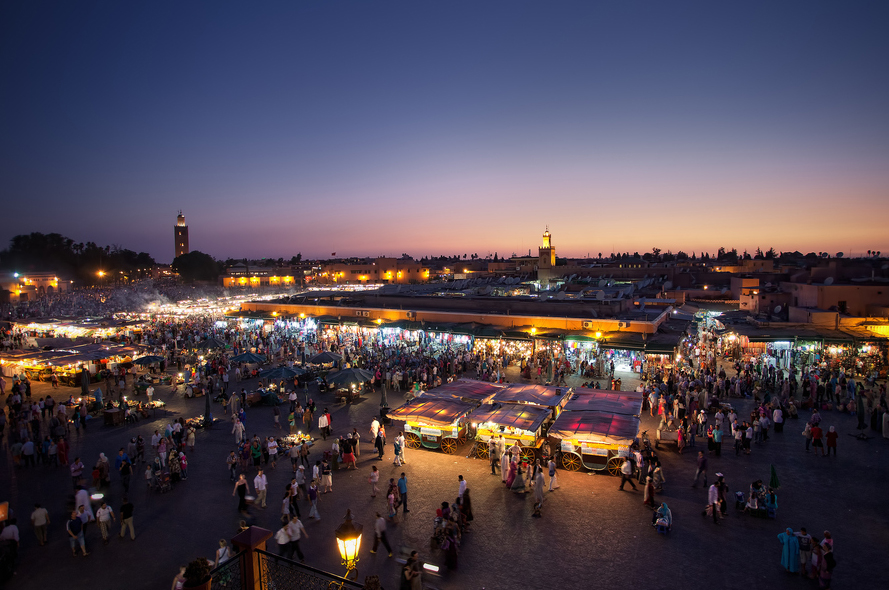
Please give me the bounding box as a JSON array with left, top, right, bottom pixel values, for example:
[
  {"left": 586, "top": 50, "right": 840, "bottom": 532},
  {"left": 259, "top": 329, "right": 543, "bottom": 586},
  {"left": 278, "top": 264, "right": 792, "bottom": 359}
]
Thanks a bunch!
[{"left": 0, "top": 272, "right": 72, "bottom": 303}]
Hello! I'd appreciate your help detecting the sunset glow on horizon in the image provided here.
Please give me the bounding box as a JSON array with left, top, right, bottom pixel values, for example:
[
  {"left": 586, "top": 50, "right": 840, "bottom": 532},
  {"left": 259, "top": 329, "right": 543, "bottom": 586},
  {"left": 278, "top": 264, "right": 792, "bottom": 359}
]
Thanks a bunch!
[{"left": 2, "top": 1, "right": 887, "bottom": 262}]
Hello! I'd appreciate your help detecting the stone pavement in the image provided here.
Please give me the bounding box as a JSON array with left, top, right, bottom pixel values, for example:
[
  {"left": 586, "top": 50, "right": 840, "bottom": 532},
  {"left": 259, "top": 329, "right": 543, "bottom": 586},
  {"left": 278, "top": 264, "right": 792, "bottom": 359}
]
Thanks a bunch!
[{"left": 1, "top": 369, "right": 887, "bottom": 590}]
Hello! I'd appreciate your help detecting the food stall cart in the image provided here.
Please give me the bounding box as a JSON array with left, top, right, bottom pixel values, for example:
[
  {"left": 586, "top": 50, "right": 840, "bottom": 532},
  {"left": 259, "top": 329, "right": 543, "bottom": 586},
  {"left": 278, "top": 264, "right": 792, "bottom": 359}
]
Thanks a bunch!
[
  {"left": 548, "top": 388, "right": 643, "bottom": 473},
  {"left": 471, "top": 403, "right": 551, "bottom": 463},
  {"left": 387, "top": 398, "right": 475, "bottom": 455},
  {"left": 548, "top": 387, "right": 641, "bottom": 475}
]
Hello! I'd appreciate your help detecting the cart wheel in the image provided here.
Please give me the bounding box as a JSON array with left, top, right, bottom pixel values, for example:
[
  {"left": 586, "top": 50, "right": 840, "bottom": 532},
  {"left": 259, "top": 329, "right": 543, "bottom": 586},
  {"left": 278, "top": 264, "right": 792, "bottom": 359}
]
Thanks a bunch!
[
  {"left": 440, "top": 438, "right": 457, "bottom": 455},
  {"left": 476, "top": 443, "right": 489, "bottom": 459},
  {"left": 520, "top": 448, "right": 536, "bottom": 464},
  {"left": 404, "top": 433, "right": 421, "bottom": 449},
  {"left": 606, "top": 457, "right": 624, "bottom": 476},
  {"left": 561, "top": 453, "right": 581, "bottom": 472}
]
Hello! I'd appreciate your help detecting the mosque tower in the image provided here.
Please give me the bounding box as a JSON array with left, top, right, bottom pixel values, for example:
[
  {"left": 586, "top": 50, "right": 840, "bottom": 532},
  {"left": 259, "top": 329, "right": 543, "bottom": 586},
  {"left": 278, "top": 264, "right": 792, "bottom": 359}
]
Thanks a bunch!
[
  {"left": 174, "top": 211, "right": 189, "bottom": 259},
  {"left": 537, "top": 226, "right": 556, "bottom": 284}
]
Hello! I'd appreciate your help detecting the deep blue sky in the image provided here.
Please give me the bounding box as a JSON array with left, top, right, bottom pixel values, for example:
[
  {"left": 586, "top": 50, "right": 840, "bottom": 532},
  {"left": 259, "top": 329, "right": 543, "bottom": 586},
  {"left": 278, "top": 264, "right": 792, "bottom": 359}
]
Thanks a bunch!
[{"left": 2, "top": 1, "right": 888, "bottom": 263}]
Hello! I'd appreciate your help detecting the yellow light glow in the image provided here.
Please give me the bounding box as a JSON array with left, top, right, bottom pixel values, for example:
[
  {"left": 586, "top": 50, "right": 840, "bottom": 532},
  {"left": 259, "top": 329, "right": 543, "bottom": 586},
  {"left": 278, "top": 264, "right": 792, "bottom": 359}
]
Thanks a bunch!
[
  {"left": 376, "top": 319, "right": 382, "bottom": 324},
  {"left": 530, "top": 327, "right": 537, "bottom": 335},
  {"left": 98, "top": 271, "right": 105, "bottom": 277},
  {"left": 337, "top": 535, "right": 361, "bottom": 564},
  {"left": 595, "top": 331, "right": 602, "bottom": 339}
]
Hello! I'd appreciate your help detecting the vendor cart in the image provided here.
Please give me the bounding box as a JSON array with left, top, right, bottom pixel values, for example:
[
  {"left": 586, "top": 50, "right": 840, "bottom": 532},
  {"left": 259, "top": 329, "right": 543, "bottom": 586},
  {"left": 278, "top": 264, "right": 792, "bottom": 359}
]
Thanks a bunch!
[
  {"left": 655, "top": 427, "right": 680, "bottom": 449},
  {"left": 387, "top": 398, "right": 475, "bottom": 455},
  {"left": 471, "top": 403, "right": 551, "bottom": 464},
  {"left": 548, "top": 411, "right": 639, "bottom": 474},
  {"left": 547, "top": 387, "right": 642, "bottom": 475}
]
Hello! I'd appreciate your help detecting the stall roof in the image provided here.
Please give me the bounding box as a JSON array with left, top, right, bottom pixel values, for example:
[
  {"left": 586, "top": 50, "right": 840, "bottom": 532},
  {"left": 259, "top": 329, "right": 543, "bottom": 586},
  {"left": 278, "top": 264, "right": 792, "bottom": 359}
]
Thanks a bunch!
[
  {"left": 386, "top": 398, "right": 476, "bottom": 427},
  {"left": 548, "top": 411, "right": 640, "bottom": 445},
  {"left": 491, "top": 383, "right": 571, "bottom": 408},
  {"left": 564, "top": 389, "right": 644, "bottom": 416},
  {"left": 420, "top": 379, "right": 504, "bottom": 404},
  {"left": 471, "top": 403, "right": 551, "bottom": 434}
]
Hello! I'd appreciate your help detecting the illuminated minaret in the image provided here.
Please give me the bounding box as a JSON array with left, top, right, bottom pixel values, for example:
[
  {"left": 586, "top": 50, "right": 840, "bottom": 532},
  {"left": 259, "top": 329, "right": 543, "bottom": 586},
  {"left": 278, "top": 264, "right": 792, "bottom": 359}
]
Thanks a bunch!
[
  {"left": 537, "top": 226, "right": 556, "bottom": 284},
  {"left": 174, "top": 211, "right": 189, "bottom": 258}
]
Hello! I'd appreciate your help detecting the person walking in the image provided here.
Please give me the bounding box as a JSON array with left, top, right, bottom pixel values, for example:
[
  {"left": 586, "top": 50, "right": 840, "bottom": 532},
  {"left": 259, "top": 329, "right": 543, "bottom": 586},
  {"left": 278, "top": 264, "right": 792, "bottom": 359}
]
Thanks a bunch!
[
  {"left": 825, "top": 426, "right": 838, "bottom": 456},
  {"left": 119, "top": 497, "right": 135, "bottom": 540},
  {"left": 30, "top": 503, "right": 50, "bottom": 546},
  {"left": 796, "top": 527, "right": 814, "bottom": 577},
  {"left": 307, "top": 480, "right": 320, "bottom": 520},
  {"left": 691, "top": 451, "right": 708, "bottom": 488},
  {"left": 397, "top": 473, "right": 409, "bottom": 513},
  {"left": 96, "top": 501, "right": 116, "bottom": 544},
  {"left": 254, "top": 469, "right": 268, "bottom": 509},
  {"left": 489, "top": 439, "right": 498, "bottom": 474},
  {"left": 286, "top": 515, "right": 308, "bottom": 562},
  {"left": 547, "top": 456, "right": 559, "bottom": 491},
  {"left": 369, "top": 465, "right": 380, "bottom": 498},
  {"left": 66, "top": 511, "right": 89, "bottom": 556},
  {"left": 370, "top": 513, "right": 393, "bottom": 557},
  {"left": 707, "top": 482, "right": 720, "bottom": 524},
  {"left": 712, "top": 425, "right": 723, "bottom": 457},
  {"left": 458, "top": 475, "right": 467, "bottom": 500},
  {"left": 532, "top": 469, "right": 545, "bottom": 517},
  {"left": 374, "top": 430, "right": 385, "bottom": 460},
  {"left": 618, "top": 458, "right": 637, "bottom": 491},
  {"left": 811, "top": 423, "right": 825, "bottom": 456},
  {"left": 233, "top": 474, "right": 250, "bottom": 515}
]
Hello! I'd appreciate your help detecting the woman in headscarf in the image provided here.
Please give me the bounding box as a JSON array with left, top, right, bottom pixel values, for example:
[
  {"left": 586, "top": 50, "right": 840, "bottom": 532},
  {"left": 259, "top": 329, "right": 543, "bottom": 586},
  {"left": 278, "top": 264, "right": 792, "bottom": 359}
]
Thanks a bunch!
[
  {"left": 651, "top": 502, "right": 672, "bottom": 529},
  {"left": 510, "top": 461, "right": 526, "bottom": 493},
  {"left": 505, "top": 454, "right": 518, "bottom": 488},
  {"left": 642, "top": 476, "right": 656, "bottom": 508},
  {"left": 777, "top": 528, "right": 800, "bottom": 573}
]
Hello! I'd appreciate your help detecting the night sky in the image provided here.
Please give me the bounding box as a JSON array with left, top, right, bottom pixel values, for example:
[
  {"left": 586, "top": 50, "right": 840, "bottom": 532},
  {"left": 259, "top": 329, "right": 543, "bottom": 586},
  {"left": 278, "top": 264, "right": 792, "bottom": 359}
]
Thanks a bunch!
[{"left": 2, "top": 1, "right": 888, "bottom": 263}]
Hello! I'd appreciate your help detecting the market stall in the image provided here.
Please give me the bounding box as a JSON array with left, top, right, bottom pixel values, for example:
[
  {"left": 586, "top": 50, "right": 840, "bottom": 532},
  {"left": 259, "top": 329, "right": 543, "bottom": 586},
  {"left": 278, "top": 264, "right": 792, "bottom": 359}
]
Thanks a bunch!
[
  {"left": 471, "top": 403, "right": 551, "bottom": 463},
  {"left": 387, "top": 398, "right": 475, "bottom": 454},
  {"left": 548, "top": 409, "right": 640, "bottom": 474}
]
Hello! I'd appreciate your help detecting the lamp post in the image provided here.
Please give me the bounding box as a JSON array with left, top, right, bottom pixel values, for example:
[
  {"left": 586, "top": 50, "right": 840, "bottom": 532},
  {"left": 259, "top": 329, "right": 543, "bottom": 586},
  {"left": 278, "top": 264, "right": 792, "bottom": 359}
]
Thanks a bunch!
[{"left": 334, "top": 509, "right": 363, "bottom": 580}]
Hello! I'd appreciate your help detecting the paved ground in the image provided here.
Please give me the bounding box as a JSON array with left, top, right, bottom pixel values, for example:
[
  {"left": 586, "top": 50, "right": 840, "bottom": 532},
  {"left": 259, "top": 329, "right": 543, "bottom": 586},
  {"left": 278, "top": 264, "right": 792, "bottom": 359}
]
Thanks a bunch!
[{"left": 2, "top": 366, "right": 887, "bottom": 590}]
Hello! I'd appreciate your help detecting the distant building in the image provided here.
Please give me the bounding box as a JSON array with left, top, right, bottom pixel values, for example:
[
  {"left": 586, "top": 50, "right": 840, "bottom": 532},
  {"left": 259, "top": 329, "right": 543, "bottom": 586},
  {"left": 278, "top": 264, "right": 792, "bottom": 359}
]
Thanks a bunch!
[
  {"left": 0, "top": 272, "right": 72, "bottom": 303},
  {"left": 318, "top": 257, "right": 430, "bottom": 285},
  {"left": 174, "top": 211, "right": 189, "bottom": 259}
]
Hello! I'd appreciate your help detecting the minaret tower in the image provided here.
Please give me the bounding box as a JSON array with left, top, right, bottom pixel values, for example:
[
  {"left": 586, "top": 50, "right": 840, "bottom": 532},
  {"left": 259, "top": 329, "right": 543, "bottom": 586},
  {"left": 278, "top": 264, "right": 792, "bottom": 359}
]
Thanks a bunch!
[{"left": 174, "top": 211, "right": 189, "bottom": 258}]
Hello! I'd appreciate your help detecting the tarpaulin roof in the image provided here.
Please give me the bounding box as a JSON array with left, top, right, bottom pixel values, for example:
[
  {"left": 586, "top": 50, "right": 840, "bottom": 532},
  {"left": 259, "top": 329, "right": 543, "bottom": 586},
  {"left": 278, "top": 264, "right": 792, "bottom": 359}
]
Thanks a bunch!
[
  {"left": 564, "top": 389, "right": 644, "bottom": 415},
  {"left": 491, "top": 383, "right": 571, "bottom": 408},
  {"left": 386, "top": 398, "right": 475, "bottom": 427},
  {"left": 471, "top": 403, "right": 550, "bottom": 434},
  {"left": 548, "top": 411, "right": 640, "bottom": 445},
  {"left": 420, "top": 379, "right": 504, "bottom": 404}
]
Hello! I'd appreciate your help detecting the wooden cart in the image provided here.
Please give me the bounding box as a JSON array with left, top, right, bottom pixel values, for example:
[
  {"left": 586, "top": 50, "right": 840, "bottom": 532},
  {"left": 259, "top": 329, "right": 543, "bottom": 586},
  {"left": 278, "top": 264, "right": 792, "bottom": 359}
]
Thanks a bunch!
[
  {"left": 387, "top": 398, "right": 475, "bottom": 455},
  {"left": 546, "top": 388, "right": 643, "bottom": 475},
  {"left": 472, "top": 403, "right": 551, "bottom": 464}
]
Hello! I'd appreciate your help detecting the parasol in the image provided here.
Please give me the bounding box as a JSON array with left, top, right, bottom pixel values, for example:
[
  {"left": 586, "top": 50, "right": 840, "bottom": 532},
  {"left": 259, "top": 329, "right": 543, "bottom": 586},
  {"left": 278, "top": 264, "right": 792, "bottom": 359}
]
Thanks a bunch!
[
  {"left": 769, "top": 464, "right": 780, "bottom": 490},
  {"left": 260, "top": 366, "right": 306, "bottom": 381},
  {"left": 327, "top": 367, "right": 374, "bottom": 390},
  {"left": 308, "top": 351, "right": 343, "bottom": 364},
  {"left": 230, "top": 352, "right": 267, "bottom": 364},
  {"left": 133, "top": 355, "right": 165, "bottom": 365}
]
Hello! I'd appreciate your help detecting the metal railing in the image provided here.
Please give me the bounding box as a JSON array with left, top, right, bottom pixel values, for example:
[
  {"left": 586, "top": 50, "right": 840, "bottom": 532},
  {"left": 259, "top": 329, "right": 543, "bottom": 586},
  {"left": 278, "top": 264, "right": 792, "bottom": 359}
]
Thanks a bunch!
[
  {"left": 256, "top": 548, "right": 363, "bottom": 590},
  {"left": 210, "top": 550, "right": 244, "bottom": 590}
]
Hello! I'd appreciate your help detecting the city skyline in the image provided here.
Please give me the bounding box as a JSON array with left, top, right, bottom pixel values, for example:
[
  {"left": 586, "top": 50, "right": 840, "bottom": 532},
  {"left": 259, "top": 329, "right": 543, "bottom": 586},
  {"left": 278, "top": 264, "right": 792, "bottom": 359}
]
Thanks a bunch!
[{"left": 2, "top": 1, "right": 888, "bottom": 262}]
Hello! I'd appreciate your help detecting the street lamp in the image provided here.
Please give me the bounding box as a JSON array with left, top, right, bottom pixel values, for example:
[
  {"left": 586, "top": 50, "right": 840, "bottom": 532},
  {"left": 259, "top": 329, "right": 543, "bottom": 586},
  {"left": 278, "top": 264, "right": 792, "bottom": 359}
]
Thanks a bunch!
[{"left": 334, "top": 509, "right": 363, "bottom": 580}]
